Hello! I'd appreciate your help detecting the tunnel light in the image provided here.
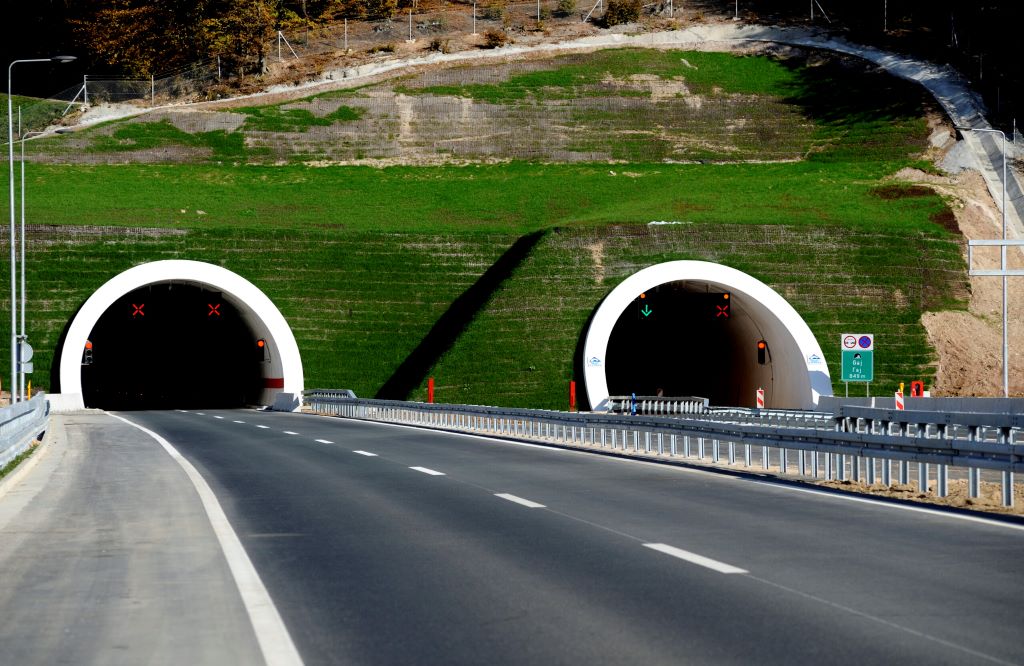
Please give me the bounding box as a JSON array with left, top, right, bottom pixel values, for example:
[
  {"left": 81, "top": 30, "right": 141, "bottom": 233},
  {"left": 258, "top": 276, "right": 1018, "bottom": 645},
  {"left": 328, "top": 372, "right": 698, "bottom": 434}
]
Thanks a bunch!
[{"left": 757, "top": 340, "right": 767, "bottom": 365}]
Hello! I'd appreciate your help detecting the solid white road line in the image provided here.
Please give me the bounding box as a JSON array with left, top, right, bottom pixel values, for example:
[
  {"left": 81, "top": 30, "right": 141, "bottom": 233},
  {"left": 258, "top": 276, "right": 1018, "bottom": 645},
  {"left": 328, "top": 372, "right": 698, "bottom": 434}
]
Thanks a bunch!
[
  {"left": 353, "top": 450, "right": 378, "bottom": 457},
  {"left": 643, "top": 543, "right": 748, "bottom": 575},
  {"left": 315, "top": 439, "right": 333, "bottom": 444},
  {"left": 256, "top": 425, "right": 270, "bottom": 429},
  {"left": 107, "top": 414, "right": 304, "bottom": 666},
  {"left": 410, "top": 466, "right": 446, "bottom": 476},
  {"left": 283, "top": 431, "right": 299, "bottom": 435},
  {"left": 495, "top": 493, "right": 546, "bottom": 508}
]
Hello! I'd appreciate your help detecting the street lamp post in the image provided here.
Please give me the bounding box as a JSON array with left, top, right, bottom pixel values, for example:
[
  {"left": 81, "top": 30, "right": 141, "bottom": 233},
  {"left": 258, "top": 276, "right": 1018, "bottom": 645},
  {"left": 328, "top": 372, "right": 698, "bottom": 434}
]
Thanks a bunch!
[
  {"left": 19, "top": 116, "right": 45, "bottom": 401},
  {"left": 7, "top": 55, "right": 75, "bottom": 404},
  {"left": 956, "top": 125, "right": 1009, "bottom": 397}
]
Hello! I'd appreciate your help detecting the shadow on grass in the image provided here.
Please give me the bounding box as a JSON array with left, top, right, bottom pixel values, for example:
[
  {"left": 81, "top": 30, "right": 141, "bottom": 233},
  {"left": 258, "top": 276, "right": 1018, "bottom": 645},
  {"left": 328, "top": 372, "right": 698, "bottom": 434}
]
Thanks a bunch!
[
  {"left": 778, "top": 54, "right": 932, "bottom": 162},
  {"left": 376, "top": 230, "right": 548, "bottom": 400}
]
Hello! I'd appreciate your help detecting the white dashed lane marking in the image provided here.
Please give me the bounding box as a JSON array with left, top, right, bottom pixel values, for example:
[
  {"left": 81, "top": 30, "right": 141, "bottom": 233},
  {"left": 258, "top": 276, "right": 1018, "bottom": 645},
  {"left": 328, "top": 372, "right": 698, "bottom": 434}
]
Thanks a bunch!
[
  {"left": 214, "top": 416, "right": 224, "bottom": 420},
  {"left": 410, "top": 467, "right": 445, "bottom": 476},
  {"left": 256, "top": 425, "right": 270, "bottom": 430},
  {"left": 353, "top": 450, "right": 378, "bottom": 457},
  {"left": 315, "top": 439, "right": 333, "bottom": 444},
  {"left": 234, "top": 420, "right": 245, "bottom": 424},
  {"left": 643, "top": 543, "right": 748, "bottom": 575},
  {"left": 283, "top": 431, "right": 299, "bottom": 436},
  {"left": 495, "top": 493, "right": 546, "bottom": 508}
]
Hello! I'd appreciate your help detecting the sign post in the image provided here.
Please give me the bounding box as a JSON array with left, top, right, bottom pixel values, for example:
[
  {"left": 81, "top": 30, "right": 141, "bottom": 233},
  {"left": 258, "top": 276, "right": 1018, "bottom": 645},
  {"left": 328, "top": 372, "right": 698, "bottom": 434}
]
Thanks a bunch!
[{"left": 840, "top": 333, "right": 874, "bottom": 396}]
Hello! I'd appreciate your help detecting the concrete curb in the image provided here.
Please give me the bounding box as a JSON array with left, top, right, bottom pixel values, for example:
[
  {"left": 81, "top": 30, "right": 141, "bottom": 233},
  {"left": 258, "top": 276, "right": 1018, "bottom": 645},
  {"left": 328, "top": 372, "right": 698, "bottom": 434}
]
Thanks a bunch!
[{"left": 0, "top": 423, "right": 52, "bottom": 501}]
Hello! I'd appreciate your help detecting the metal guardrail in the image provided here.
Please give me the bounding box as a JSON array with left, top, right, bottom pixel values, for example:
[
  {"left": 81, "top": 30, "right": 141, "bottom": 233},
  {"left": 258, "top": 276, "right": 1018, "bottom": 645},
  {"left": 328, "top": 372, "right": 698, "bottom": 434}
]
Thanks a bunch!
[
  {"left": 0, "top": 394, "right": 49, "bottom": 469},
  {"left": 607, "top": 395, "right": 709, "bottom": 415},
  {"left": 303, "top": 390, "right": 1022, "bottom": 507}
]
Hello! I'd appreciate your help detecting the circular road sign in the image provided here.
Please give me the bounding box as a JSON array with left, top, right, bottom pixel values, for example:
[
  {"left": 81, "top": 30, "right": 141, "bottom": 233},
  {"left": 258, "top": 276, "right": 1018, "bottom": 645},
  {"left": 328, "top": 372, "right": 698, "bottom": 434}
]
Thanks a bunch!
[
  {"left": 858, "top": 335, "right": 872, "bottom": 349},
  {"left": 842, "top": 335, "right": 857, "bottom": 349}
]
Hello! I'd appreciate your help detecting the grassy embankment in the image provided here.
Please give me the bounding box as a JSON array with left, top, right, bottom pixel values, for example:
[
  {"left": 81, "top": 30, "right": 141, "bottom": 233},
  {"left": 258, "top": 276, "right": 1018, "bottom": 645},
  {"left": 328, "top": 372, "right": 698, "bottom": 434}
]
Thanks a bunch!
[{"left": 7, "top": 49, "right": 966, "bottom": 407}]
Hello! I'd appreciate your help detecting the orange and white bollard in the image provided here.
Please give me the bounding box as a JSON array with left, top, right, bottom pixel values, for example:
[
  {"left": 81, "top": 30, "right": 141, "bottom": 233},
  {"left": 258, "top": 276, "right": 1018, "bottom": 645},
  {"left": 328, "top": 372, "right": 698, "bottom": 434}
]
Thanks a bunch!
[
  {"left": 895, "top": 390, "right": 905, "bottom": 411},
  {"left": 756, "top": 387, "right": 765, "bottom": 409}
]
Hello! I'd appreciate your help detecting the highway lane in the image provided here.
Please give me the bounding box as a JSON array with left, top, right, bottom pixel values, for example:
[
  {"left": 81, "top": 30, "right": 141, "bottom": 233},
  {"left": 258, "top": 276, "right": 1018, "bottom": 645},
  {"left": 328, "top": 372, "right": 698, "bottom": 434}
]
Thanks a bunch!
[{"left": 126, "top": 409, "right": 1024, "bottom": 665}]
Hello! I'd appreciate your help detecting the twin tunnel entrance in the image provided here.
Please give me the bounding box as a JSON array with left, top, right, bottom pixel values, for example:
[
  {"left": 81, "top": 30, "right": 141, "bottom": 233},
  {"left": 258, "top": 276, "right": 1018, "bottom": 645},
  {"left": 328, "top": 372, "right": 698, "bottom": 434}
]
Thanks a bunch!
[{"left": 54, "top": 260, "right": 830, "bottom": 411}]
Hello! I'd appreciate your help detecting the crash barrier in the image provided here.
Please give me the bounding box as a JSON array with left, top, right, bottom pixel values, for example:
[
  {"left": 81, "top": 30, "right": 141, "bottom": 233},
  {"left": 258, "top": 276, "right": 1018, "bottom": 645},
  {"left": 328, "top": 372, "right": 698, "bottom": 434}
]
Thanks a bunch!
[
  {"left": 0, "top": 393, "right": 49, "bottom": 469},
  {"left": 303, "top": 390, "right": 1022, "bottom": 507},
  {"left": 606, "top": 395, "right": 709, "bottom": 415}
]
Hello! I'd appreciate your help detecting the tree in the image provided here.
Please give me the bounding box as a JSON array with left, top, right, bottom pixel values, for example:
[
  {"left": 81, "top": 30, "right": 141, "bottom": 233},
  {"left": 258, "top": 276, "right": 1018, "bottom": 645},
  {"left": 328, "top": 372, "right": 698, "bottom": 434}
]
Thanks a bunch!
[{"left": 200, "top": 0, "right": 277, "bottom": 76}]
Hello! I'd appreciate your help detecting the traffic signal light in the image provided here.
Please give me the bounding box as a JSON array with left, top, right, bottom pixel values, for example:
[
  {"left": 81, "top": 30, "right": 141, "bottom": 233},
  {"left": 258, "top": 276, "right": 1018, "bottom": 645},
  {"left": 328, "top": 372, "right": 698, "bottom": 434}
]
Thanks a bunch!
[
  {"left": 757, "top": 339, "right": 767, "bottom": 365},
  {"left": 257, "top": 338, "right": 268, "bottom": 361},
  {"left": 82, "top": 339, "right": 94, "bottom": 365}
]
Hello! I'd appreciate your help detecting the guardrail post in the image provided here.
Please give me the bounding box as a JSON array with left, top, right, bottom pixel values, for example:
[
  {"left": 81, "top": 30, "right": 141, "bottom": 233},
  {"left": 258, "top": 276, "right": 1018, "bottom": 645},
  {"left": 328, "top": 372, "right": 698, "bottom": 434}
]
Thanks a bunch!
[
  {"left": 899, "top": 461, "right": 909, "bottom": 485},
  {"left": 728, "top": 441, "right": 736, "bottom": 464},
  {"left": 969, "top": 468, "right": 980, "bottom": 498},
  {"left": 812, "top": 452, "right": 819, "bottom": 478},
  {"left": 657, "top": 432, "right": 664, "bottom": 455},
  {"left": 699, "top": 437, "right": 706, "bottom": 460},
  {"left": 851, "top": 456, "right": 861, "bottom": 483},
  {"left": 644, "top": 431, "right": 651, "bottom": 453},
  {"left": 712, "top": 439, "right": 720, "bottom": 463},
  {"left": 762, "top": 445, "right": 769, "bottom": 470},
  {"left": 798, "top": 450, "right": 806, "bottom": 476},
  {"left": 683, "top": 435, "right": 690, "bottom": 457},
  {"left": 825, "top": 452, "right": 833, "bottom": 480},
  {"left": 780, "top": 448, "right": 788, "bottom": 474},
  {"left": 670, "top": 434, "right": 677, "bottom": 456},
  {"left": 866, "top": 457, "right": 876, "bottom": 485},
  {"left": 1002, "top": 472, "right": 1014, "bottom": 507},
  {"left": 918, "top": 462, "right": 929, "bottom": 493},
  {"left": 936, "top": 464, "right": 948, "bottom": 497}
]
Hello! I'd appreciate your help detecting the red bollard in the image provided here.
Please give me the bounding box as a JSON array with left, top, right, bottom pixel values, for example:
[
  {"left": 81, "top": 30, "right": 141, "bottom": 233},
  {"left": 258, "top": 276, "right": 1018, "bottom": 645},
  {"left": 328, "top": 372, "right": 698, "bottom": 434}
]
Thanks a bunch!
[
  {"left": 427, "top": 377, "right": 435, "bottom": 404},
  {"left": 910, "top": 380, "right": 924, "bottom": 397},
  {"left": 569, "top": 380, "right": 576, "bottom": 412}
]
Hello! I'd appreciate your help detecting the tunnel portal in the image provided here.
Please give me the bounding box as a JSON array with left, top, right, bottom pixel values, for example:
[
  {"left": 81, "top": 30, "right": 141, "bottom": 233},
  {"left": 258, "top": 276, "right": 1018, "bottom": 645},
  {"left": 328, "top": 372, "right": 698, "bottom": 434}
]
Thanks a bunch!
[
  {"left": 605, "top": 283, "right": 753, "bottom": 406},
  {"left": 82, "top": 284, "right": 264, "bottom": 410},
  {"left": 583, "top": 261, "right": 832, "bottom": 410}
]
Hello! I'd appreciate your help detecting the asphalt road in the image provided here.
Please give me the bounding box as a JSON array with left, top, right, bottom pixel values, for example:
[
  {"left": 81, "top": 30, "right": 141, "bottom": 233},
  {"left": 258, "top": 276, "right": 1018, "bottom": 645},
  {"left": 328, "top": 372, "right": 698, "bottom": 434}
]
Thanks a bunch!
[
  {"left": 116, "top": 408, "right": 1024, "bottom": 666},
  {"left": 0, "top": 413, "right": 264, "bottom": 665}
]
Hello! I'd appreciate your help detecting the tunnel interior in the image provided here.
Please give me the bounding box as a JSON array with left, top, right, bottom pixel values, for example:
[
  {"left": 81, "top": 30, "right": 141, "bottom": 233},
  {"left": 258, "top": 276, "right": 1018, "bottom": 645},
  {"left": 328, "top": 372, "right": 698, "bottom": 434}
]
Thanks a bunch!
[
  {"left": 82, "top": 283, "right": 264, "bottom": 410},
  {"left": 605, "top": 281, "right": 773, "bottom": 407}
]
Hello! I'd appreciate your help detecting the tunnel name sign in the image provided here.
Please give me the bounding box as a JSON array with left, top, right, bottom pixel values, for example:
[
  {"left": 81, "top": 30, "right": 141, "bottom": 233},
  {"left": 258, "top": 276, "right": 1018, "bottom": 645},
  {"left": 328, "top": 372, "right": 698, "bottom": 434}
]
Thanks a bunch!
[{"left": 840, "top": 333, "right": 873, "bottom": 382}]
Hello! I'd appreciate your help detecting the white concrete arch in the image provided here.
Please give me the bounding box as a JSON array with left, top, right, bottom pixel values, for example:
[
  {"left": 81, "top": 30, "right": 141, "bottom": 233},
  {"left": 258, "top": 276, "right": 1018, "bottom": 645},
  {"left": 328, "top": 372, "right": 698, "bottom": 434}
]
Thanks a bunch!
[
  {"left": 55, "top": 260, "right": 303, "bottom": 411},
  {"left": 583, "top": 261, "right": 832, "bottom": 410}
]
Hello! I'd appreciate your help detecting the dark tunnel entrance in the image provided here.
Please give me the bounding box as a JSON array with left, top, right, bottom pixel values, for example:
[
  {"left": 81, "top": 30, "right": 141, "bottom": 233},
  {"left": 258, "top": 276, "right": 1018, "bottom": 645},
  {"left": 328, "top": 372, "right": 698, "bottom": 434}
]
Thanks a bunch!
[
  {"left": 605, "top": 281, "right": 765, "bottom": 406},
  {"left": 82, "top": 283, "right": 264, "bottom": 410}
]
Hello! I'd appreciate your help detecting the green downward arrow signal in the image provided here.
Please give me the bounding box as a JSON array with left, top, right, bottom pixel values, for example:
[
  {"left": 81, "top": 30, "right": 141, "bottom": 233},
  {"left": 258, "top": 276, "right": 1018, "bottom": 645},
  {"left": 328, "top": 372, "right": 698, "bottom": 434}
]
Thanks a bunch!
[{"left": 641, "top": 304, "right": 652, "bottom": 317}]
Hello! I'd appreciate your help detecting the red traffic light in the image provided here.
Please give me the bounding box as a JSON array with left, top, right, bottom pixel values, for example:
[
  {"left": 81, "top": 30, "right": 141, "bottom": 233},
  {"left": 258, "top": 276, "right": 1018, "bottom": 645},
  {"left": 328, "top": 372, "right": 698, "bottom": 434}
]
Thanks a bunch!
[
  {"left": 257, "top": 339, "right": 266, "bottom": 348},
  {"left": 84, "top": 339, "right": 93, "bottom": 350},
  {"left": 757, "top": 339, "right": 767, "bottom": 364}
]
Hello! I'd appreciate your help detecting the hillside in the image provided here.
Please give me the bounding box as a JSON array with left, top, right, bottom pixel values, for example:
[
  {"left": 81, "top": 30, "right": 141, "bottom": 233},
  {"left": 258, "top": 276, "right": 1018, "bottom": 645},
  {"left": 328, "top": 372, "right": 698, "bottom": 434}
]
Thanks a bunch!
[{"left": 10, "top": 47, "right": 972, "bottom": 406}]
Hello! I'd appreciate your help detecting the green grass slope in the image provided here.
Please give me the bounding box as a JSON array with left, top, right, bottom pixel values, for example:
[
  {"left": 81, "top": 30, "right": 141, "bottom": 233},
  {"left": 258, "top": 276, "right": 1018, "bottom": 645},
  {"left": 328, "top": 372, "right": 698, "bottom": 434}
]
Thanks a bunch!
[{"left": 6, "top": 48, "right": 969, "bottom": 405}]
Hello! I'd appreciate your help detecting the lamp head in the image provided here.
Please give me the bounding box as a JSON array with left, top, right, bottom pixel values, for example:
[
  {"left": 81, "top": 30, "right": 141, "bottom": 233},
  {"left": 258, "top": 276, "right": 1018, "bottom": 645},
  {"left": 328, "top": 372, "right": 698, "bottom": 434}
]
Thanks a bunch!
[{"left": 51, "top": 56, "right": 76, "bottom": 64}]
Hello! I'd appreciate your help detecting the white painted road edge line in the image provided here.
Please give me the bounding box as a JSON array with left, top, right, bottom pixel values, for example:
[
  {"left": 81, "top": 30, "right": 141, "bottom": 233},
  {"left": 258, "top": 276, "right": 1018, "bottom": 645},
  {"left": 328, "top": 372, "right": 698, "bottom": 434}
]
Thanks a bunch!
[
  {"left": 314, "top": 439, "right": 333, "bottom": 444},
  {"left": 410, "top": 466, "right": 446, "bottom": 476},
  {"left": 353, "top": 450, "right": 377, "bottom": 456},
  {"left": 495, "top": 493, "right": 546, "bottom": 508},
  {"left": 643, "top": 543, "right": 748, "bottom": 575},
  {"left": 107, "top": 413, "right": 303, "bottom": 666}
]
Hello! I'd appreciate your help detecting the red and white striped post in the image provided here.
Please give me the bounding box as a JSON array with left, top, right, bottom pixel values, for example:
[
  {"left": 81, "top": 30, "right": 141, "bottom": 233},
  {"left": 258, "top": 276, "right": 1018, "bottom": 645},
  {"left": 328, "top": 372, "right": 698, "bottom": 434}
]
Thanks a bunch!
[
  {"left": 894, "top": 389, "right": 905, "bottom": 411},
  {"left": 756, "top": 387, "right": 765, "bottom": 409}
]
